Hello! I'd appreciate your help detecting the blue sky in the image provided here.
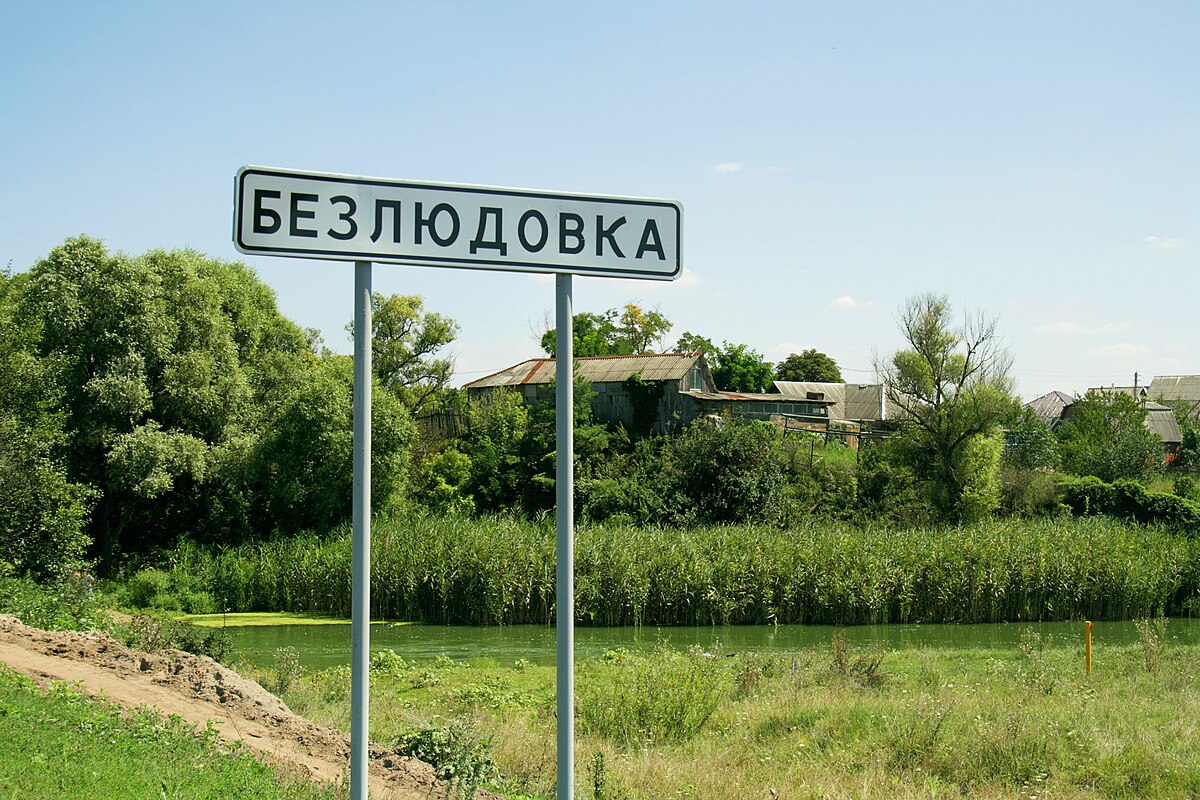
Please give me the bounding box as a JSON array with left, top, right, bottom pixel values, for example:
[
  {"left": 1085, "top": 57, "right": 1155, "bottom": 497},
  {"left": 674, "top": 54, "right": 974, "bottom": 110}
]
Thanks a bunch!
[{"left": 4, "top": 1, "right": 1197, "bottom": 400}]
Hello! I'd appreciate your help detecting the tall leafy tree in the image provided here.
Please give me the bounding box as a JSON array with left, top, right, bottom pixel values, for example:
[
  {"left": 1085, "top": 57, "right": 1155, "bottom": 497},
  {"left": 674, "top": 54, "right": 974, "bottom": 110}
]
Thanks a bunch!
[
  {"left": 0, "top": 266, "right": 95, "bottom": 579},
  {"left": 355, "top": 293, "right": 458, "bottom": 414},
  {"left": 615, "top": 303, "right": 672, "bottom": 353},
  {"left": 248, "top": 355, "right": 416, "bottom": 533},
  {"left": 877, "top": 294, "right": 1017, "bottom": 521},
  {"left": 1055, "top": 391, "right": 1160, "bottom": 482},
  {"left": 711, "top": 342, "right": 775, "bottom": 393},
  {"left": 16, "top": 237, "right": 312, "bottom": 566},
  {"left": 776, "top": 349, "right": 843, "bottom": 383},
  {"left": 674, "top": 331, "right": 716, "bottom": 355}
]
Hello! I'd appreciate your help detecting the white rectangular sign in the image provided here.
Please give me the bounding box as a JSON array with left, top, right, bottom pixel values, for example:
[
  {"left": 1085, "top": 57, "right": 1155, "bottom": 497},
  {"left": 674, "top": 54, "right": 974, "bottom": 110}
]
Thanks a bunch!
[{"left": 233, "top": 166, "right": 682, "bottom": 280}]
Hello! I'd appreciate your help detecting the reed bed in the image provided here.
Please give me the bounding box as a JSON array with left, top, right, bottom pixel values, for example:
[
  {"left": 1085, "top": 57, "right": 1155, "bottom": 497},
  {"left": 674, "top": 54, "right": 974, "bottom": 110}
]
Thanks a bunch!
[{"left": 167, "top": 515, "right": 1200, "bottom": 626}]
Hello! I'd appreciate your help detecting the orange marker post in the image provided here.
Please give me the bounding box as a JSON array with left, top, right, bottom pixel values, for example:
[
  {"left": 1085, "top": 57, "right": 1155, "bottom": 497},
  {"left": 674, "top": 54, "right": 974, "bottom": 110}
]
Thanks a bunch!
[{"left": 1085, "top": 620, "right": 1094, "bottom": 676}]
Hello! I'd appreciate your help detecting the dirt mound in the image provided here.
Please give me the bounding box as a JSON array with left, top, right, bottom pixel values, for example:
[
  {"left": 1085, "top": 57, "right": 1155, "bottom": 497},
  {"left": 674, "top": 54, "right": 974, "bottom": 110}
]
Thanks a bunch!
[{"left": 0, "top": 615, "right": 500, "bottom": 799}]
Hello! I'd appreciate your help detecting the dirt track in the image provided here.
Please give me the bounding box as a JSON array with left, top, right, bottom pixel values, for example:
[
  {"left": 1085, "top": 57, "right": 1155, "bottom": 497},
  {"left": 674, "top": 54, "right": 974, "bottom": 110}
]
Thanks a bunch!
[{"left": 0, "top": 615, "right": 500, "bottom": 799}]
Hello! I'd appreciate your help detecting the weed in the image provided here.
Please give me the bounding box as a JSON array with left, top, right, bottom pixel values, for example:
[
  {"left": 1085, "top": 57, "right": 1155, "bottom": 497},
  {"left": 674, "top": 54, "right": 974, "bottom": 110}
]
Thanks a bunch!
[
  {"left": 395, "top": 718, "right": 497, "bottom": 800},
  {"left": 117, "top": 613, "right": 231, "bottom": 662},
  {"left": 829, "top": 630, "right": 887, "bottom": 688},
  {"left": 1017, "top": 630, "right": 1056, "bottom": 695},
  {"left": 577, "top": 648, "right": 726, "bottom": 746},
  {"left": 268, "top": 646, "right": 304, "bottom": 696},
  {"left": 1134, "top": 617, "right": 1167, "bottom": 673},
  {"left": 370, "top": 648, "right": 410, "bottom": 677}
]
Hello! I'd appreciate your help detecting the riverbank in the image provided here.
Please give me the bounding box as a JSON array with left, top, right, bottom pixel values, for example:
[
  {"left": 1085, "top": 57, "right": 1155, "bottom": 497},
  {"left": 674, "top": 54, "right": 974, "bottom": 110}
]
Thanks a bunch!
[
  {"left": 241, "top": 628, "right": 1200, "bottom": 799},
  {"left": 0, "top": 614, "right": 481, "bottom": 800}
]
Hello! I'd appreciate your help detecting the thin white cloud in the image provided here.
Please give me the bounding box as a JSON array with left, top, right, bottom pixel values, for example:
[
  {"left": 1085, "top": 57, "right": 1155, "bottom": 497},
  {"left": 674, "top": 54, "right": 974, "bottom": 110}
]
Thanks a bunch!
[
  {"left": 710, "top": 162, "right": 744, "bottom": 174},
  {"left": 1145, "top": 235, "right": 1183, "bottom": 251},
  {"left": 1088, "top": 342, "right": 1149, "bottom": 357},
  {"left": 1035, "top": 321, "right": 1133, "bottom": 335},
  {"left": 830, "top": 296, "right": 877, "bottom": 309}
]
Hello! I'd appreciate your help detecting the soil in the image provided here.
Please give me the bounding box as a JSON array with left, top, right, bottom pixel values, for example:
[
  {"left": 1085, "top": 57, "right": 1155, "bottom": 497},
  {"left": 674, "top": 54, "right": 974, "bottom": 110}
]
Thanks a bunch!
[{"left": 0, "top": 615, "right": 502, "bottom": 799}]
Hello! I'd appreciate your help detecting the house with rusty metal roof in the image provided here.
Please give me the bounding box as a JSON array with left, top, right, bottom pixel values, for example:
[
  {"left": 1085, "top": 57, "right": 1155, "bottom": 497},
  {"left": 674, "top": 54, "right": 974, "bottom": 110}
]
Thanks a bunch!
[{"left": 464, "top": 352, "right": 716, "bottom": 433}]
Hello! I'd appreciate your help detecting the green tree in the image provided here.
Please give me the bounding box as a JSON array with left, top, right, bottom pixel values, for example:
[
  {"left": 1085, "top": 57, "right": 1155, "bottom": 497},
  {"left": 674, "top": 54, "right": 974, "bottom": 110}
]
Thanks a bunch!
[
  {"left": 461, "top": 389, "right": 530, "bottom": 512},
  {"left": 659, "top": 421, "right": 785, "bottom": 524},
  {"left": 248, "top": 356, "right": 416, "bottom": 533},
  {"left": 1002, "top": 406, "right": 1060, "bottom": 471},
  {"left": 877, "top": 294, "right": 1018, "bottom": 521},
  {"left": 711, "top": 342, "right": 775, "bottom": 393},
  {"left": 353, "top": 293, "right": 458, "bottom": 414},
  {"left": 674, "top": 331, "right": 716, "bottom": 355},
  {"left": 540, "top": 303, "right": 671, "bottom": 357},
  {"left": 1056, "top": 391, "right": 1160, "bottom": 482},
  {"left": 16, "top": 237, "right": 312, "bottom": 566},
  {"left": 615, "top": 303, "right": 672, "bottom": 353},
  {"left": 0, "top": 267, "right": 95, "bottom": 579},
  {"left": 775, "top": 349, "right": 843, "bottom": 383}
]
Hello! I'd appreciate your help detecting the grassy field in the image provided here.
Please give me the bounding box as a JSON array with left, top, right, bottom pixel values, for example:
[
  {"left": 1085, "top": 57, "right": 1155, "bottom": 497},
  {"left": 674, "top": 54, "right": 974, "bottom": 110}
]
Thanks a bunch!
[
  {"left": 0, "top": 667, "right": 339, "bottom": 800},
  {"left": 243, "top": 629, "right": 1200, "bottom": 800},
  {"left": 158, "top": 514, "right": 1200, "bottom": 626}
]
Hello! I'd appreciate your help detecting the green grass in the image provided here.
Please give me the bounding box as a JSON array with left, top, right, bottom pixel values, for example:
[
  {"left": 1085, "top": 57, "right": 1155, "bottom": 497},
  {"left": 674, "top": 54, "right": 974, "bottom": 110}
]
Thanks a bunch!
[
  {"left": 159, "top": 513, "right": 1200, "bottom": 626},
  {"left": 0, "top": 668, "right": 339, "bottom": 800},
  {"left": 248, "top": 634, "right": 1200, "bottom": 800}
]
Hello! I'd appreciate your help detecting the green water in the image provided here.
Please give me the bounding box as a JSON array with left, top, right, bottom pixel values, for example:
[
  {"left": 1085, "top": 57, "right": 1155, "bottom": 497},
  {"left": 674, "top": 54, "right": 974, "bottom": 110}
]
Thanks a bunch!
[{"left": 221, "top": 618, "right": 1200, "bottom": 671}]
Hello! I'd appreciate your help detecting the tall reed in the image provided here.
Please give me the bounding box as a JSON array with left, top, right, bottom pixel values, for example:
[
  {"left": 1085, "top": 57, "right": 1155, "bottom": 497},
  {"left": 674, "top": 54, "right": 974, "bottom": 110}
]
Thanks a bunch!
[{"left": 167, "top": 514, "right": 1200, "bottom": 626}]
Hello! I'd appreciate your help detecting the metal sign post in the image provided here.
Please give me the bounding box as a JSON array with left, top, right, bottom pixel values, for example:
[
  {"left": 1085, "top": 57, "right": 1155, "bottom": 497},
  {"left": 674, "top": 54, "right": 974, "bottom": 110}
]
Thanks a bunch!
[
  {"left": 554, "top": 274, "right": 574, "bottom": 799},
  {"left": 233, "top": 166, "right": 681, "bottom": 800},
  {"left": 350, "top": 260, "right": 372, "bottom": 799}
]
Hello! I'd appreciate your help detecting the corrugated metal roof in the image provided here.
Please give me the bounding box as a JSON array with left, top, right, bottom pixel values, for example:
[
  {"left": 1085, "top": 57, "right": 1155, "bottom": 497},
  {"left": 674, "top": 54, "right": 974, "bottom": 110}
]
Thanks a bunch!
[
  {"left": 775, "top": 382, "right": 889, "bottom": 421},
  {"left": 1145, "top": 407, "right": 1183, "bottom": 444},
  {"left": 690, "top": 390, "right": 835, "bottom": 404},
  {"left": 774, "top": 381, "right": 845, "bottom": 404},
  {"left": 1025, "top": 390, "right": 1076, "bottom": 425},
  {"left": 1150, "top": 375, "right": 1200, "bottom": 402},
  {"left": 465, "top": 352, "right": 705, "bottom": 389}
]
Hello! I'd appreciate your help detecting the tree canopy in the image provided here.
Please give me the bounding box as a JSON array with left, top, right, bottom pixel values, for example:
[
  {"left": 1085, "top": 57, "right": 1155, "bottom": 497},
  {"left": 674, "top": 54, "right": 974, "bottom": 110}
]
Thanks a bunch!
[
  {"left": 540, "top": 303, "right": 672, "bottom": 357},
  {"left": 711, "top": 342, "right": 775, "bottom": 393},
  {"left": 4, "top": 236, "right": 417, "bottom": 572},
  {"left": 776, "top": 349, "right": 843, "bottom": 383},
  {"left": 353, "top": 293, "right": 458, "bottom": 414}
]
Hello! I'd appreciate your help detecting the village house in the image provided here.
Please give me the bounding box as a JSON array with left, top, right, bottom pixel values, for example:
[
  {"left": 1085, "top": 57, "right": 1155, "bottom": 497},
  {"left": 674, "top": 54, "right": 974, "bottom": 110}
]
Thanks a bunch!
[
  {"left": 1024, "top": 388, "right": 1183, "bottom": 465},
  {"left": 465, "top": 353, "right": 895, "bottom": 440},
  {"left": 464, "top": 352, "right": 717, "bottom": 434}
]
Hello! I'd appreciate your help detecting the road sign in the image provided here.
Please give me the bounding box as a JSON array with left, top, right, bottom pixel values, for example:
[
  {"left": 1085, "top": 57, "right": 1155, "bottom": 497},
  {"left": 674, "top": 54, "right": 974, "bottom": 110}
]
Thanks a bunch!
[
  {"left": 234, "top": 164, "right": 681, "bottom": 800},
  {"left": 234, "top": 166, "right": 682, "bottom": 281}
]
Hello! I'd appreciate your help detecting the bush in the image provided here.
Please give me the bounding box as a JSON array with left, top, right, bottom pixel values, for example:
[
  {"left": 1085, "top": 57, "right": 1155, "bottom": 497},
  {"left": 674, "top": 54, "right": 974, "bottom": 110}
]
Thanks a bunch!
[
  {"left": 1000, "top": 468, "right": 1068, "bottom": 517},
  {"left": 1060, "top": 474, "right": 1200, "bottom": 532},
  {"left": 659, "top": 420, "right": 786, "bottom": 525},
  {"left": 118, "top": 567, "right": 216, "bottom": 614},
  {"left": 395, "top": 718, "right": 497, "bottom": 800},
  {"left": 0, "top": 566, "right": 109, "bottom": 632},
  {"left": 115, "top": 613, "right": 231, "bottom": 661}
]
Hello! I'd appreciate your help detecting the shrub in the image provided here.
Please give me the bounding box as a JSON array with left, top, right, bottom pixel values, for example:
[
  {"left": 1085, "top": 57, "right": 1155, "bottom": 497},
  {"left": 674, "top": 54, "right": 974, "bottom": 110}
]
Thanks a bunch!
[
  {"left": 395, "top": 718, "right": 497, "bottom": 800},
  {"left": 1060, "top": 474, "right": 1200, "bottom": 532},
  {"left": 659, "top": 421, "right": 786, "bottom": 525}
]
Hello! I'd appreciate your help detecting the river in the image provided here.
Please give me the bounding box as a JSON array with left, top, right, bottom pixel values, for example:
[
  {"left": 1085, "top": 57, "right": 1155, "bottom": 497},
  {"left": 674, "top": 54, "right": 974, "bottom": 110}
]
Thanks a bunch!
[{"left": 207, "top": 617, "right": 1200, "bottom": 670}]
